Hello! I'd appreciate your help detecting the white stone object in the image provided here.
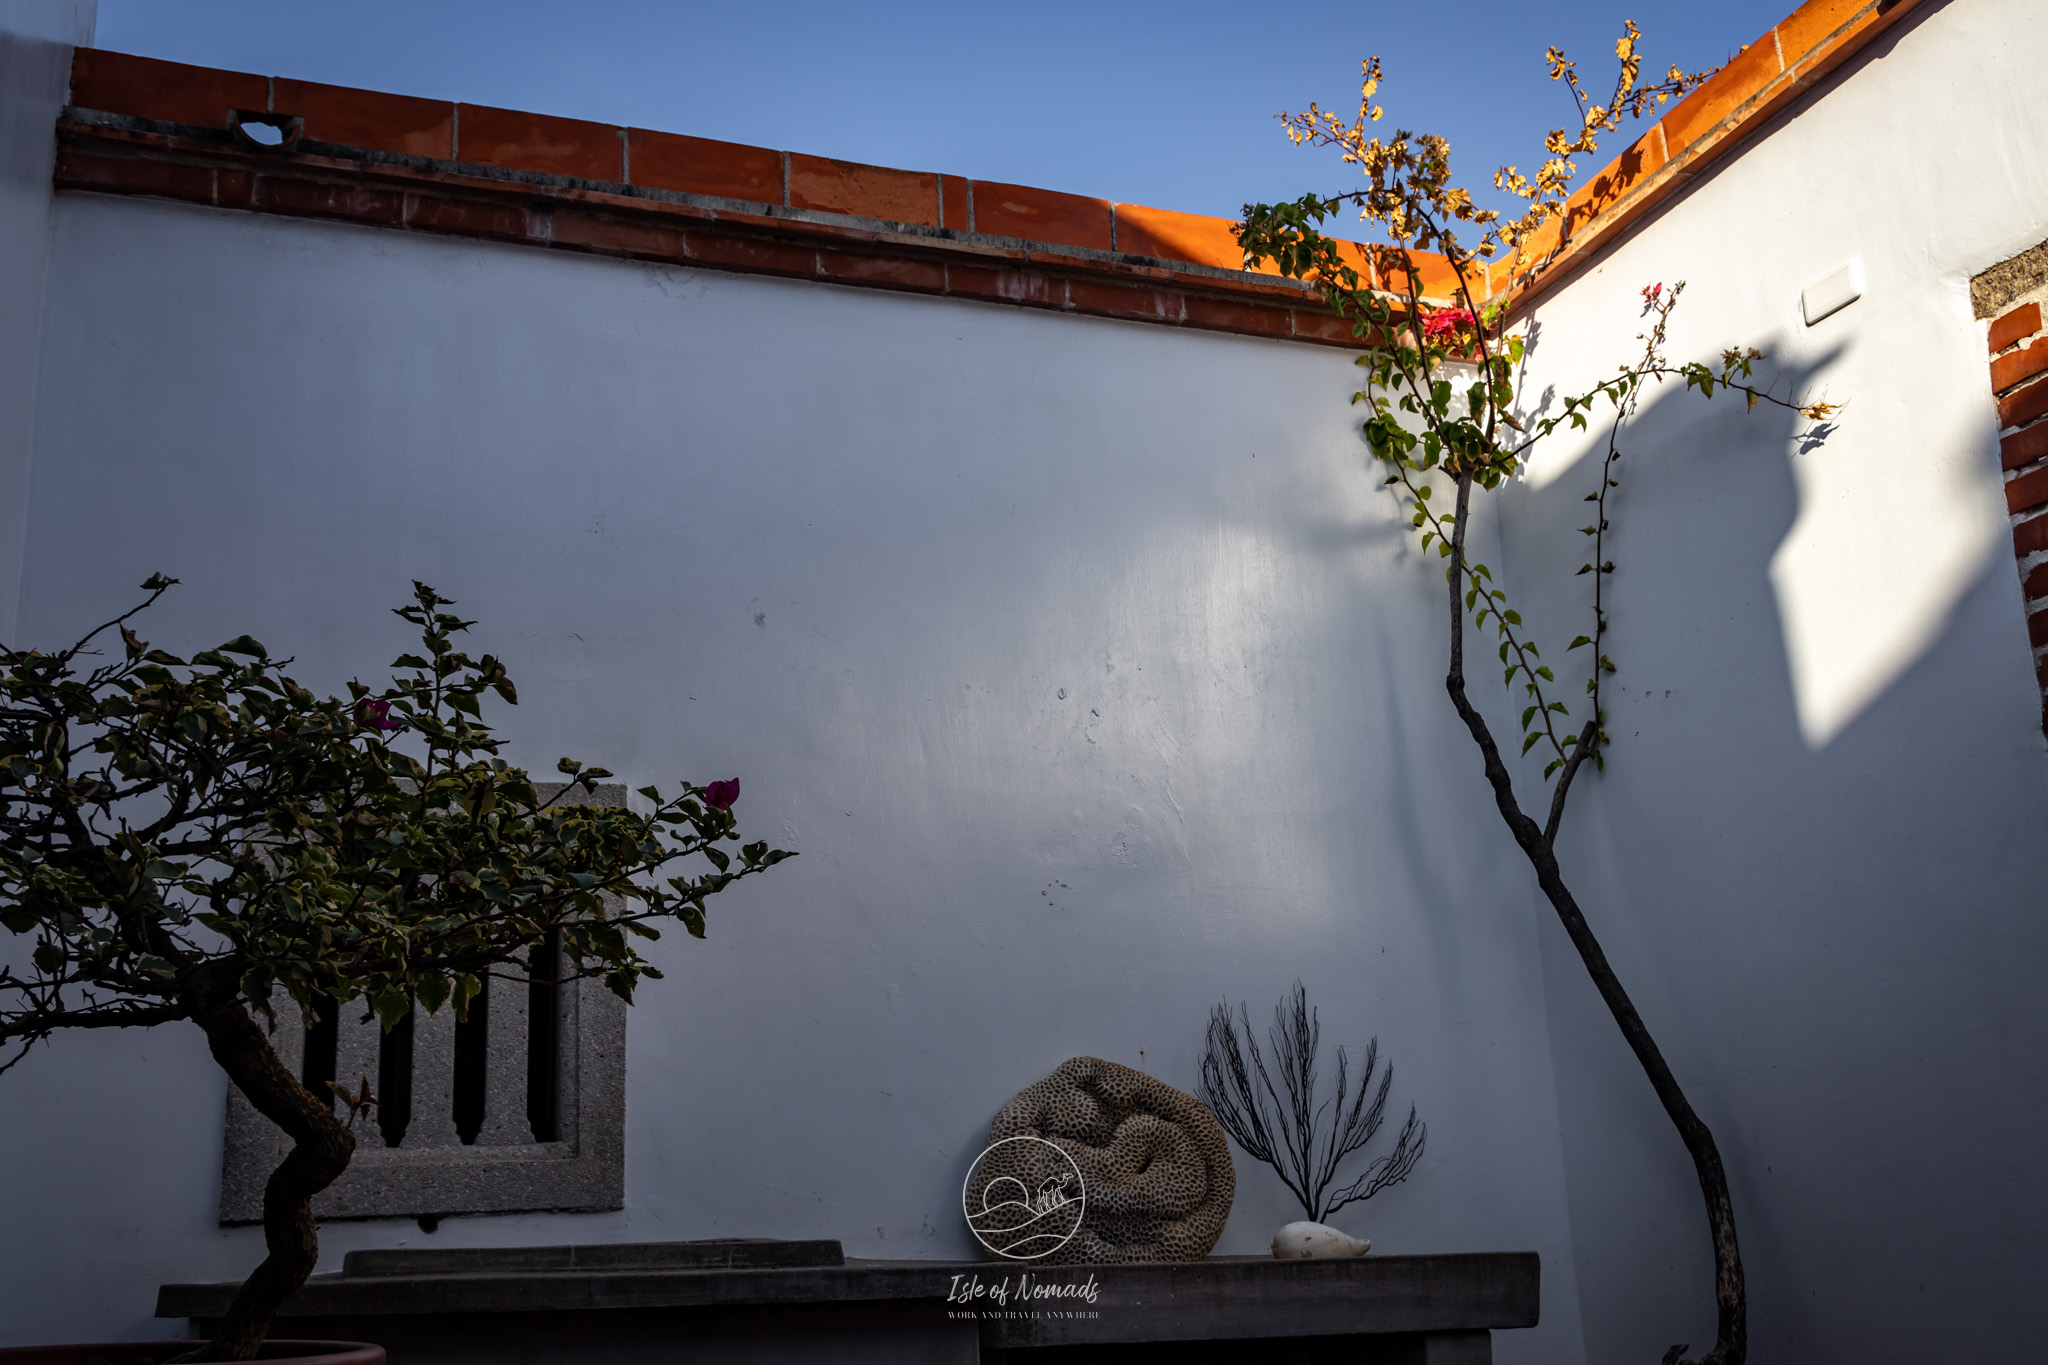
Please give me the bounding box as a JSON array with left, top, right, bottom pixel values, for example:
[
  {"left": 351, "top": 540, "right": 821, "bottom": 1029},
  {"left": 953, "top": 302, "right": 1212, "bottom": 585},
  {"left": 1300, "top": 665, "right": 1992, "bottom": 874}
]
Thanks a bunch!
[
  {"left": 1801, "top": 257, "right": 1863, "bottom": 326},
  {"left": 1271, "top": 1221, "right": 1372, "bottom": 1259}
]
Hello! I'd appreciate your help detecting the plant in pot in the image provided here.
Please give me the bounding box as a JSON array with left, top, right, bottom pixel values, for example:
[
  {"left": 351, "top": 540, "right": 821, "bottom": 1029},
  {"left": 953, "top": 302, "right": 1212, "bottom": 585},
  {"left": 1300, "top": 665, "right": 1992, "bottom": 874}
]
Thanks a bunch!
[{"left": 0, "top": 579, "right": 793, "bottom": 1364}]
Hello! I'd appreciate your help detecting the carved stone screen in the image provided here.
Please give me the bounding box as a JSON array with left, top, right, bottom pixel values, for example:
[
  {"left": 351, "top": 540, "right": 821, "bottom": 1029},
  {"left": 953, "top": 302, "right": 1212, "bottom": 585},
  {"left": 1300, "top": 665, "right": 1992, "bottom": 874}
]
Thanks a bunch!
[{"left": 218, "top": 785, "right": 627, "bottom": 1223}]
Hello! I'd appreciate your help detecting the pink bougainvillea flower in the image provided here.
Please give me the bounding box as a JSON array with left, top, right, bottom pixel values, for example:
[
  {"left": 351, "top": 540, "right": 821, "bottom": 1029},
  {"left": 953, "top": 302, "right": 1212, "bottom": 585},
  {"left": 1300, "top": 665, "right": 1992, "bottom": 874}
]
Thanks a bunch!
[
  {"left": 1641, "top": 282, "right": 1664, "bottom": 302},
  {"left": 1421, "top": 307, "right": 1478, "bottom": 342},
  {"left": 704, "top": 778, "right": 740, "bottom": 811},
  {"left": 356, "top": 699, "right": 402, "bottom": 732}
]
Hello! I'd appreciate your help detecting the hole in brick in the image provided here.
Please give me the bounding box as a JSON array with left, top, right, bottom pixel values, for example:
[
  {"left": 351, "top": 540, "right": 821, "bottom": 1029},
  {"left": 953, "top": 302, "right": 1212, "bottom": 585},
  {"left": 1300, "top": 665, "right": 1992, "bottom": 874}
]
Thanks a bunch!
[{"left": 229, "top": 110, "right": 302, "bottom": 151}]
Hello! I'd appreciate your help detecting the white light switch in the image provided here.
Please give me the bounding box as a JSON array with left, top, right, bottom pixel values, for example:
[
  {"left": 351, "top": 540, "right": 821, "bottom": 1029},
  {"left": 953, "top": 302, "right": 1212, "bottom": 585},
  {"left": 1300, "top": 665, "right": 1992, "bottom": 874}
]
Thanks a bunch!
[{"left": 1802, "top": 259, "right": 1863, "bottom": 326}]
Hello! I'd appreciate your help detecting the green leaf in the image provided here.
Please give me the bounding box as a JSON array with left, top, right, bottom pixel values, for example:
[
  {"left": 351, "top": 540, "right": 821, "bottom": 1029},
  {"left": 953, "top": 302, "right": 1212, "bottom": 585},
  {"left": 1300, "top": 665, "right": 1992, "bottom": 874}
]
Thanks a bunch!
[
  {"left": 415, "top": 972, "right": 450, "bottom": 1014},
  {"left": 1521, "top": 705, "right": 1538, "bottom": 729},
  {"left": 1521, "top": 732, "right": 1542, "bottom": 755},
  {"left": 373, "top": 988, "right": 412, "bottom": 1033},
  {"left": 1568, "top": 635, "right": 1592, "bottom": 650}
]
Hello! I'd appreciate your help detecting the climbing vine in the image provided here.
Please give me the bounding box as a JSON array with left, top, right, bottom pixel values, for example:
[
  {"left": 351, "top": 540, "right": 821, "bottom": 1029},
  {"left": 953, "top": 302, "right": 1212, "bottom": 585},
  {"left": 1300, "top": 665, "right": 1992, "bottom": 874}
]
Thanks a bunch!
[{"left": 1236, "top": 25, "right": 1838, "bottom": 1365}]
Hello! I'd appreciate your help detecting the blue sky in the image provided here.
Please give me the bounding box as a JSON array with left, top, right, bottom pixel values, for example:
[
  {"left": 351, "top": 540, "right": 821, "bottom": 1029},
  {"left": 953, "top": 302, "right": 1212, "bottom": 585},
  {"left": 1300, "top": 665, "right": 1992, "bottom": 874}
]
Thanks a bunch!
[{"left": 94, "top": 1, "right": 1801, "bottom": 224}]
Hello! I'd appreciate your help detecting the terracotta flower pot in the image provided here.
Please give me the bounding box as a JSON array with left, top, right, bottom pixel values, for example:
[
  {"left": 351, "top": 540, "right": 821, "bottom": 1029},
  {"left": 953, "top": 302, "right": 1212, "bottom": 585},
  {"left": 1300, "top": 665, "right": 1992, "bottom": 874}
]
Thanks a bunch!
[{"left": 0, "top": 1344, "right": 383, "bottom": 1365}]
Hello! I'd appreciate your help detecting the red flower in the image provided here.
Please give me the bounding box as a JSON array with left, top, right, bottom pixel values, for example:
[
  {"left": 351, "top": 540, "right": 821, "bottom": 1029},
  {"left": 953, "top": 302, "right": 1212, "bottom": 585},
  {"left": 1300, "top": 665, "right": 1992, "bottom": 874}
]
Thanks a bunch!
[
  {"left": 1421, "top": 307, "right": 1478, "bottom": 342},
  {"left": 704, "top": 778, "right": 740, "bottom": 811},
  {"left": 1641, "top": 282, "right": 1664, "bottom": 302},
  {"left": 356, "top": 699, "right": 402, "bottom": 732}
]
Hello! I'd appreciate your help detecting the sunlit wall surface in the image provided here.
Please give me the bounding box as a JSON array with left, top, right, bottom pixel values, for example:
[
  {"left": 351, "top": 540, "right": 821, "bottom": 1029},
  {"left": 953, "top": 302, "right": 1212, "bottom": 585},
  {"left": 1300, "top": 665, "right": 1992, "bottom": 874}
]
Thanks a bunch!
[{"left": 1499, "top": 1, "right": 2048, "bottom": 1360}]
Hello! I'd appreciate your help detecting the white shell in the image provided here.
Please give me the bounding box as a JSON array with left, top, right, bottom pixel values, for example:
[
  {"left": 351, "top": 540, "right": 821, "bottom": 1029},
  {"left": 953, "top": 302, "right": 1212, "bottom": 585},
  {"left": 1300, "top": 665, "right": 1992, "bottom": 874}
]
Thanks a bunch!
[{"left": 1271, "top": 1220, "right": 1372, "bottom": 1259}]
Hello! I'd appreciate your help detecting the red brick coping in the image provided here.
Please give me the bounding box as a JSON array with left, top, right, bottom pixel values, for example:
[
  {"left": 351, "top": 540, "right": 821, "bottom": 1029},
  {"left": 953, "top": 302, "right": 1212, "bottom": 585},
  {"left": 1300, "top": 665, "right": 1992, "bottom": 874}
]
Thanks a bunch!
[
  {"left": 1497, "top": 0, "right": 1931, "bottom": 312},
  {"left": 54, "top": 50, "right": 1407, "bottom": 350},
  {"left": 52, "top": 0, "right": 1924, "bottom": 342}
]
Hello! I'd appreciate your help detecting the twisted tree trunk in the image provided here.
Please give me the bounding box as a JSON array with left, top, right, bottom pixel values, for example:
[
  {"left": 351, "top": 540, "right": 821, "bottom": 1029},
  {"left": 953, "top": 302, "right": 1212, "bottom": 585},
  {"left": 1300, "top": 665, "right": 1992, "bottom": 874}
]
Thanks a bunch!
[
  {"left": 1445, "top": 472, "right": 1744, "bottom": 1365},
  {"left": 173, "top": 986, "right": 355, "bottom": 1362}
]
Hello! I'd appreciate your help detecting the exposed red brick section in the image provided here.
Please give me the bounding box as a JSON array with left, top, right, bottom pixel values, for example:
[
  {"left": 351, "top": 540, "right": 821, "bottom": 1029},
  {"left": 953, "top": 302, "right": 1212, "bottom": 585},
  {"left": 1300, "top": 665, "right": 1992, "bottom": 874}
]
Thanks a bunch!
[
  {"left": 627, "top": 129, "right": 781, "bottom": 203},
  {"left": 457, "top": 105, "right": 622, "bottom": 180},
  {"left": 1991, "top": 339, "right": 2048, "bottom": 395},
  {"left": 272, "top": 79, "right": 453, "bottom": 159},
  {"left": 1987, "top": 298, "right": 2048, "bottom": 733},
  {"left": 2004, "top": 425, "right": 2048, "bottom": 472},
  {"left": 1999, "top": 378, "right": 2048, "bottom": 432},
  {"left": 788, "top": 154, "right": 940, "bottom": 227},
  {"left": 972, "top": 182, "right": 1113, "bottom": 253},
  {"left": 2007, "top": 465, "right": 2048, "bottom": 517},
  {"left": 2019, "top": 515, "right": 2048, "bottom": 559},
  {"left": 1990, "top": 303, "right": 2041, "bottom": 355},
  {"left": 70, "top": 50, "right": 265, "bottom": 129}
]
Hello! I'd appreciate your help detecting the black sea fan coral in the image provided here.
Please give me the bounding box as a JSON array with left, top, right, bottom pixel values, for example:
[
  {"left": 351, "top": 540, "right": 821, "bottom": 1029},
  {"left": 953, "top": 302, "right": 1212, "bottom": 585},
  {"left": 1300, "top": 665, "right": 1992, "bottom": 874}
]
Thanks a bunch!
[{"left": 1199, "top": 981, "right": 1425, "bottom": 1223}]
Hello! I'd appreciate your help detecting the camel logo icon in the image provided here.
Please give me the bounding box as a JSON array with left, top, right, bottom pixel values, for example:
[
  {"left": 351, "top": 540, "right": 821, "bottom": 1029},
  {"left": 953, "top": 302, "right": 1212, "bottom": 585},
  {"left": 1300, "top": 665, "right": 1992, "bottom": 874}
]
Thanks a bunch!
[{"left": 961, "top": 1135, "right": 1087, "bottom": 1260}]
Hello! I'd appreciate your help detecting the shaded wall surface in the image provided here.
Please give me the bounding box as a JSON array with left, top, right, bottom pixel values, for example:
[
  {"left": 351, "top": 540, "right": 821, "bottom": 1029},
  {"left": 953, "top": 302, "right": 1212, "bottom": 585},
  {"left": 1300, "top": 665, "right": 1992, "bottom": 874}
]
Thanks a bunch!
[
  {"left": 1496, "top": 0, "right": 2048, "bottom": 1360},
  {"left": 0, "top": 197, "right": 1585, "bottom": 1363}
]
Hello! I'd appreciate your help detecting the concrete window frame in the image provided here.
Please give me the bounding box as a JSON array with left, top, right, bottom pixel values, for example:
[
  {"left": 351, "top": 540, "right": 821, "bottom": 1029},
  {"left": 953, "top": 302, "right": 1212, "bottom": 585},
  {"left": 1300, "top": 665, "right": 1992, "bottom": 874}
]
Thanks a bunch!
[{"left": 217, "top": 785, "right": 627, "bottom": 1223}]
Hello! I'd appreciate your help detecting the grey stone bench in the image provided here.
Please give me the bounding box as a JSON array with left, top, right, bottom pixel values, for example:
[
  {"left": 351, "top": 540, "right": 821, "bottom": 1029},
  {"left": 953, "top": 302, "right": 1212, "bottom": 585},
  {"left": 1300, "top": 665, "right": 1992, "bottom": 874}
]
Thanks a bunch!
[{"left": 159, "top": 1240, "right": 1539, "bottom": 1364}]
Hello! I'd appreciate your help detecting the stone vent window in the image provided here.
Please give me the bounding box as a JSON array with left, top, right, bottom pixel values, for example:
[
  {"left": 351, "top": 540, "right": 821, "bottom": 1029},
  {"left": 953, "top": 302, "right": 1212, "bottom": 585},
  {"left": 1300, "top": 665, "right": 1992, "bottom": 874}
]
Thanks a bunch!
[{"left": 219, "top": 786, "right": 626, "bottom": 1223}]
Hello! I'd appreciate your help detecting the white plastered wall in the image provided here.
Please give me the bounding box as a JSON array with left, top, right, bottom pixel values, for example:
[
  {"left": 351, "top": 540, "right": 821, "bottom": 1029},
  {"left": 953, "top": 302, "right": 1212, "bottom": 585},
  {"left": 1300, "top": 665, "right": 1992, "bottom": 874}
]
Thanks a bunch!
[
  {"left": 0, "top": 0, "right": 95, "bottom": 643},
  {"left": 1494, "top": 0, "right": 2048, "bottom": 1359},
  {"left": 0, "top": 197, "right": 1587, "bottom": 1362}
]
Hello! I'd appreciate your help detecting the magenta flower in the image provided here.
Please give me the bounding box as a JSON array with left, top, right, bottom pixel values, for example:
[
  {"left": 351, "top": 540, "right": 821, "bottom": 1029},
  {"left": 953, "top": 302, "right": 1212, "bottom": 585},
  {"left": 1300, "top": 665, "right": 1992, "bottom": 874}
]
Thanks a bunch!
[
  {"left": 704, "top": 778, "right": 740, "bottom": 811},
  {"left": 1641, "top": 282, "right": 1664, "bottom": 302},
  {"left": 356, "top": 699, "right": 402, "bottom": 732},
  {"left": 1421, "top": 307, "right": 1477, "bottom": 342}
]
